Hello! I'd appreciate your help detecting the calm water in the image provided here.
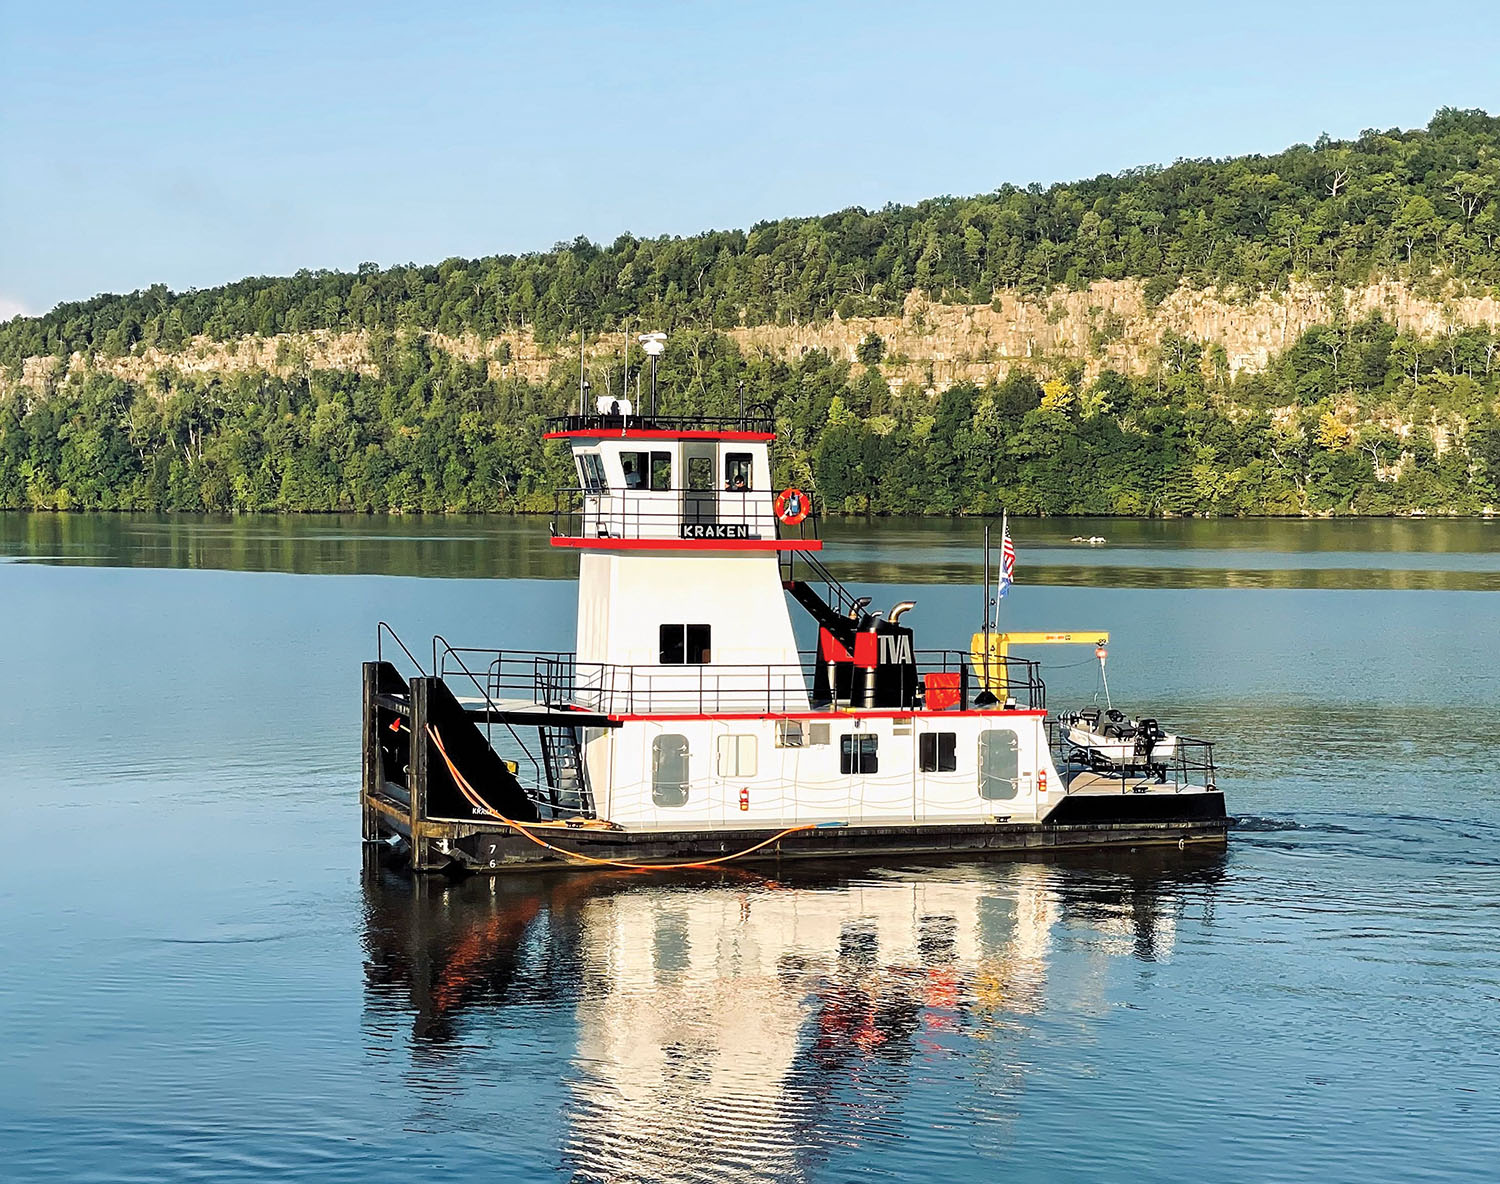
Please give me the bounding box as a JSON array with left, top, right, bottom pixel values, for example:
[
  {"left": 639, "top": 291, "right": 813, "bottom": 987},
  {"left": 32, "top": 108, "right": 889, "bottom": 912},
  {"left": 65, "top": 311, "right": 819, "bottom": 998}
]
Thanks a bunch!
[{"left": 1, "top": 513, "right": 1497, "bottom": 1182}]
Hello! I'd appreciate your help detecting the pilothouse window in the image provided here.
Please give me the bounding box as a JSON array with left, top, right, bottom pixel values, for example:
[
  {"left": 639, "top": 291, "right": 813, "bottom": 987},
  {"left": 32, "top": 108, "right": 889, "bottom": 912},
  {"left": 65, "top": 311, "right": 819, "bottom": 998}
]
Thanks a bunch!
[
  {"left": 622, "top": 450, "right": 672, "bottom": 491},
  {"left": 577, "top": 451, "right": 607, "bottom": 492},
  {"left": 659, "top": 624, "right": 711, "bottom": 665},
  {"left": 724, "top": 453, "right": 753, "bottom": 491}
]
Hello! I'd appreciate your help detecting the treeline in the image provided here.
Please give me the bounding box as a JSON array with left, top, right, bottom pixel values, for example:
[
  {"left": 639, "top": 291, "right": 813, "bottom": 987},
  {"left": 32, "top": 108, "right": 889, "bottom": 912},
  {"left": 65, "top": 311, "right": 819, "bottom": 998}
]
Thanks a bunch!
[
  {"left": 5, "top": 108, "right": 1500, "bottom": 365},
  {"left": 3, "top": 323, "right": 1497, "bottom": 516}
]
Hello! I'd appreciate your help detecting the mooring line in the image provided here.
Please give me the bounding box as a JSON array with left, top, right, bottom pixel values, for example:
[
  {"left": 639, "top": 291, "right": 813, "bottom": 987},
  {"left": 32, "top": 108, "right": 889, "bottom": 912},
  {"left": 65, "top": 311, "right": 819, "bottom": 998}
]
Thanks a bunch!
[{"left": 426, "top": 725, "right": 818, "bottom": 871}]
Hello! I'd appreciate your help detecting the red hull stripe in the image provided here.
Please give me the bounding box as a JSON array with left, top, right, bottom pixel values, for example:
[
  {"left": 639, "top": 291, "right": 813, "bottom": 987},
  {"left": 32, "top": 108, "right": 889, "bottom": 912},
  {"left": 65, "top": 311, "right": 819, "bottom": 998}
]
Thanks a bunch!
[
  {"left": 551, "top": 537, "right": 822, "bottom": 552},
  {"left": 605, "top": 709, "right": 1048, "bottom": 722},
  {"left": 543, "top": 429, "right": 776, "bottom": 442}
]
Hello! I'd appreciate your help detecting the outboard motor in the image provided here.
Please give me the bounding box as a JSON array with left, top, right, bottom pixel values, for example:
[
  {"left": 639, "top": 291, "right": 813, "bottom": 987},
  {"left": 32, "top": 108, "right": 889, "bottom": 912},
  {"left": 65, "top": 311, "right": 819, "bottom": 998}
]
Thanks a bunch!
[{"left": 1135, "top": 718, "right": 1169, "bottom": 782}]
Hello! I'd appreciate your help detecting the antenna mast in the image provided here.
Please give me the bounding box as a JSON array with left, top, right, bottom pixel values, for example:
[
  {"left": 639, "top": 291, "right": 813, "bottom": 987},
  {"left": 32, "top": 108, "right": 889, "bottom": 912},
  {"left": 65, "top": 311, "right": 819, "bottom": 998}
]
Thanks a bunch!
[
  {"left": 639, "top": 332, "right": 667, "bottom": 420},
  {"left": 982, "top": 524, "right": 991, "bottom": 692}
]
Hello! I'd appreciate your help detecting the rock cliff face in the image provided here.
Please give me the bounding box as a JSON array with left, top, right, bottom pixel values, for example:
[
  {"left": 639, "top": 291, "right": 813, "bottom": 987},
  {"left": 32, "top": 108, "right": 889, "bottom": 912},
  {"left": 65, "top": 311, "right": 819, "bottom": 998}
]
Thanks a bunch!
[
  {"left": 729, "top": 279, "right": 1500, "bottom": 390},
  {"left": 11, "top": 277, "right": 1500, "bottom": 394}
]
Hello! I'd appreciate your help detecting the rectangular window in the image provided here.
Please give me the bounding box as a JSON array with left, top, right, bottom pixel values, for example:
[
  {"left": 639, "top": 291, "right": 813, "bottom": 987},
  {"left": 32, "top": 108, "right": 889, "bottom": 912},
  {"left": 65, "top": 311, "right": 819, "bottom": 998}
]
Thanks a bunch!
[
  {"left": 659, "top": 623, "right": 684, "bottom": 664},
  {"left": 659, "top": 624, "right": 712, "bottom": 665},
  {"left": 919, "top": 732, "right": 958, "bottom": 773},
  {"left": 687, "top": 456, "right": 713, "bottom": 491},
  {"left": 979, "top": 729, "right": 1020, "bottom": 800},
  {"left": 652, "top": 734, "right": 690, "bottom": 807},
  {"left": 716, "top": 735, "right": 757, "bottom": 778},
  {"left": 620, "top": 451, "right": 670, "bottom": 489},
  {"left": 724, "top": 452, "right": 753, "bottom": 491},
  {"left": 775, "top": 720, "right": 804, "bottom": 748},
  {"left": 578, "top": 451, "right": 607, "bottom": 492},
  {"left": 840, "top": 734, "right": 879, "bottom": 774},
  {"left": 808, "top": 723, "right": 830, "bottom": 746}
]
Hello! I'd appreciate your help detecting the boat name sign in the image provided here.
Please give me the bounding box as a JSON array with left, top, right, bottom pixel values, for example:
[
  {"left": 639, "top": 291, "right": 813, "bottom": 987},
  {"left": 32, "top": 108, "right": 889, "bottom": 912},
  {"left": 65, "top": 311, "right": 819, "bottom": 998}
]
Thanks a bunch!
[{"left": 681, "top": 523, "right": 753, "bottom": 540}]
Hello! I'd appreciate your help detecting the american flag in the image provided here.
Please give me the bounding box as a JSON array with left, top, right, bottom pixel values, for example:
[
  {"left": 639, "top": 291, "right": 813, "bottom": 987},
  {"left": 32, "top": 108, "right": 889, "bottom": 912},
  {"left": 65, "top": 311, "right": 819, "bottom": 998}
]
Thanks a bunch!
[{"left": 997, "top": 516, "right": 1016, "bottom": 599}]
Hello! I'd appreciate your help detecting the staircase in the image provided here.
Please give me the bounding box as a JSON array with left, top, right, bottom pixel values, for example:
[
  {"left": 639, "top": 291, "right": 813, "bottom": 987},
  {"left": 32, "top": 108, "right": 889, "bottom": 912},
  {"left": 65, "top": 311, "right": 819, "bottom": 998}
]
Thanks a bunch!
[
  {"left": 781, "top": 549, "right": 868, "bottom": 640},
  {"left": 538, "top": 725, "right": 590, "bottom": 818}
]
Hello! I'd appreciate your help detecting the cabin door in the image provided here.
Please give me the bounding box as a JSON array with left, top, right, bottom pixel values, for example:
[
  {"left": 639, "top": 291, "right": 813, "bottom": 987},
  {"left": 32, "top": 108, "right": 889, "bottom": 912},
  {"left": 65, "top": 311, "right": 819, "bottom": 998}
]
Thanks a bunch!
[{"left": 683, "top": 445, "right": 716, "bottom": 532}]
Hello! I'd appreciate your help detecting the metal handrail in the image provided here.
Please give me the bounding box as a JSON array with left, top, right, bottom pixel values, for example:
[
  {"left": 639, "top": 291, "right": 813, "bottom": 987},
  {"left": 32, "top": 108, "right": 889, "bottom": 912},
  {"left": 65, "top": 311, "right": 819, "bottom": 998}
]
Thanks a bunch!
[
  {"left": 434, "top": 636, "right": 547, "bottom": 787},
  {"left": 551, "top": 486, "right": 819, "bottom": 544},
  {"left": 424, "top": 644, "right": 1044, "bottom": 715},
  {"left": 1047, "top": 719, "right": 1216, "bottom": 794},
  {"left": 781, "top": 547, "right": 866, "bottom": 619},
  {"left": 376, "top": 622, "right": 426, "bottom": 677},
  {"left": 546, "top": 412, "right": 775, "bottom": 435}
]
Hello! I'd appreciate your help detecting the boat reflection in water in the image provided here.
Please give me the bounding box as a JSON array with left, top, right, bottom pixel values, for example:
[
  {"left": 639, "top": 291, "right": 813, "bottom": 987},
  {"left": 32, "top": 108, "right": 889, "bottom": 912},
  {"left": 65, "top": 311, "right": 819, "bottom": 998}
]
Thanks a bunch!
[{"left": 362, "top": 851, "right": 1225, "bottom": 1181}]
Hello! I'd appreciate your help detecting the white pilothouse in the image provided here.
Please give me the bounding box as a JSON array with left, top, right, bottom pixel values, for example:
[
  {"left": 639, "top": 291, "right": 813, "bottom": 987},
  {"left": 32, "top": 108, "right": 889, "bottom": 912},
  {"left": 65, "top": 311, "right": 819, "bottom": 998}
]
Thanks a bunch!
[{"left": 361, "top": 404, "right": 1225, "bottom": 873}]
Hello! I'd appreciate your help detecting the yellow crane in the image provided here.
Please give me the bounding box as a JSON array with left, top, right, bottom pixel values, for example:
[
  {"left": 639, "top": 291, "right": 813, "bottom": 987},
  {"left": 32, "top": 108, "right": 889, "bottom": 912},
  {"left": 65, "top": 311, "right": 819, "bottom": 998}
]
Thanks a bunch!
[{"left": 971, "top": 630, "right": 1110, "bottom": 701}]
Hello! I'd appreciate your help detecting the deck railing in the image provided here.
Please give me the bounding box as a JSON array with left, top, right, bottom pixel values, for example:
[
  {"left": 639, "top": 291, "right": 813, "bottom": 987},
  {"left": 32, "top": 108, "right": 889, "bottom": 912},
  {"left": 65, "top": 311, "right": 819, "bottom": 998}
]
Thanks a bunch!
[
  {"left": 551, "top": 486, "right": 819, "bottom": 544},
  {"left": 1046, "top": 719, "right": 1217, "bottom": 793},
  {"left": 546, "top": 412, "right": 776, "bottom": 436},
  {"left": 432, "top": 642, "right": 1043, "bottom": 716}
]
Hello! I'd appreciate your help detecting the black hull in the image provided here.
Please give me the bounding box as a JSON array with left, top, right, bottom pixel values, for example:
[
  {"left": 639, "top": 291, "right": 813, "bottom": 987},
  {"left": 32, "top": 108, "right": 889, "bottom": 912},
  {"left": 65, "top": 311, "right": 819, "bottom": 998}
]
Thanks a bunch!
[{"left": 395, "top": 800, "right": 1228, "bottom": 873}]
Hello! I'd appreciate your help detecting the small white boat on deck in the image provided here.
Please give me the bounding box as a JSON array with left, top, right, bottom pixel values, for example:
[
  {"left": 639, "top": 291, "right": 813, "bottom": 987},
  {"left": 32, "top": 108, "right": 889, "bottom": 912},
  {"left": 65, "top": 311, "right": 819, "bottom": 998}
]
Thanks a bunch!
[{"left": 1061, "top": 708, "right": 1179, "bottom": 778}]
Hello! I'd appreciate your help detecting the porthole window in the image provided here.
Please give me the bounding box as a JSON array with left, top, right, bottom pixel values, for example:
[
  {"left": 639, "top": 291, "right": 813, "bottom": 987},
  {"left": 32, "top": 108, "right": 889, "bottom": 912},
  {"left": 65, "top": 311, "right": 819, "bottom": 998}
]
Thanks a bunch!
[
  {"left": 653, "top": 734, "right": 690, "bottom": 807},
  {"left": 978, "top": 729, "right": 1020, "bottom": 800}
]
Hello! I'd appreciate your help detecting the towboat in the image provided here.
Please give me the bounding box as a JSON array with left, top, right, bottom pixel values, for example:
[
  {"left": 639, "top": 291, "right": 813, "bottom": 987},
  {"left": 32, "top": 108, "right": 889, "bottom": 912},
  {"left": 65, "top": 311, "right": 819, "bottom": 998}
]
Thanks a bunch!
[{"left": 360, "top": 403, "right": 1225, "bottom": 873}]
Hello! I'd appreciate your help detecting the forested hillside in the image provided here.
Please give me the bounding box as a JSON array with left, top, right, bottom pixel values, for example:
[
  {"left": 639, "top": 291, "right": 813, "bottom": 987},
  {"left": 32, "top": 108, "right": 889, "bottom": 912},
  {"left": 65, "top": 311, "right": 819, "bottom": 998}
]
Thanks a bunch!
[{"left": 3, "top": 107, "right": 1500, "bottom": 515}]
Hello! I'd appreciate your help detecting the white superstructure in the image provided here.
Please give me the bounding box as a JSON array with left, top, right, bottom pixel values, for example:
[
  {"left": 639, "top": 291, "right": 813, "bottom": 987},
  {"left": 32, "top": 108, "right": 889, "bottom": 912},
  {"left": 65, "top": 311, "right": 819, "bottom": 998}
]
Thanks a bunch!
[{"left": 537, "top": 412, "right": 1061, "bottom": 831}]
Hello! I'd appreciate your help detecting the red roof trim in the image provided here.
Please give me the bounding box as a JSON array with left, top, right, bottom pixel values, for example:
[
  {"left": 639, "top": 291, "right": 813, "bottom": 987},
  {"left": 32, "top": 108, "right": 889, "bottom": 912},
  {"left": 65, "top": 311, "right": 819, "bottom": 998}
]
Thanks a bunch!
[
  {"left": 543, "top": 429, "right": 776, "bottom": 442},
  {"left": 605, "top": 709, "right": 1049, "bottom": 722},
  {"left": 550, "top": 537, "right": 822, "bottom": 552}
]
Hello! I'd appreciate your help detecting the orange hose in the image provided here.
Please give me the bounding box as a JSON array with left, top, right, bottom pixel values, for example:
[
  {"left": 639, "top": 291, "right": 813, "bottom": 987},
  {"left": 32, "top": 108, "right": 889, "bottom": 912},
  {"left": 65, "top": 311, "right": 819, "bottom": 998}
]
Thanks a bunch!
[{"left": 426, "top": 725, "right": 818, "bottom": 871}]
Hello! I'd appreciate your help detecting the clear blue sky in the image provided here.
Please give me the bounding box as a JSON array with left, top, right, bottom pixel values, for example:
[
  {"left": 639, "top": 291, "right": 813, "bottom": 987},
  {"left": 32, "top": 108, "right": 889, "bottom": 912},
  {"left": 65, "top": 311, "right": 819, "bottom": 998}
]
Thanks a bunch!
[{"left": 2, "top": 0, "right": 1498, "bottom": 320}]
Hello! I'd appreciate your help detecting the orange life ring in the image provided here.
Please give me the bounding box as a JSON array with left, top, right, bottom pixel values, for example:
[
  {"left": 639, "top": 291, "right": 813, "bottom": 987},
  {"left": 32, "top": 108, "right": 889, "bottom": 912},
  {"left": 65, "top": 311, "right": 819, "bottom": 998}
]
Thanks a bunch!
[{"left": 774, "top": 487, "right": 811, "bottom": 525}]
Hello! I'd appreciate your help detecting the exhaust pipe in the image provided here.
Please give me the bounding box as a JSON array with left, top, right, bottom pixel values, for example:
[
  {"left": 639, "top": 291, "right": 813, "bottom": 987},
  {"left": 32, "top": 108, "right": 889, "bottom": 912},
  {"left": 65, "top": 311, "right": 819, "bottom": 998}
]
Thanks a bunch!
[{"left": 888, "top": 600, "right": 916, "bottom": 623}]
